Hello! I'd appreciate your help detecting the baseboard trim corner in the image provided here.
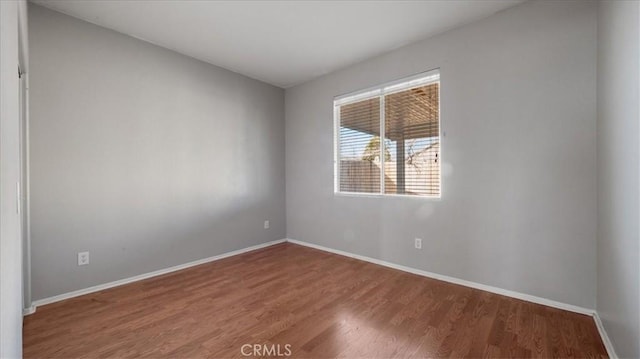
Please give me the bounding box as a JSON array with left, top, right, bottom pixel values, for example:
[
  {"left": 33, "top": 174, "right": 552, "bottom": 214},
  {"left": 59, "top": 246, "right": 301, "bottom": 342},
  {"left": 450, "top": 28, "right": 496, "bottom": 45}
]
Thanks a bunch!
[
  {"left": 593, "top": 312, "right": 618, "bottom": 358},
  {"left": 285, "top": 238, "right": 595, "bottom": 316},
  {"left": 22, "top": 305, "right": 36, "bottom": 316},
  {"left": 32, "top": 239, "right": 287, "bottom": 309}
]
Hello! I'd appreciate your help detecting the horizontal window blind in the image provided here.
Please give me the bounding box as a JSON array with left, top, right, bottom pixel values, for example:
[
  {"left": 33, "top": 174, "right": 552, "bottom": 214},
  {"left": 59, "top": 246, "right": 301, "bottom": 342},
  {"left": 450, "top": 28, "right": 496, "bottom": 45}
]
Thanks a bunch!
[
  {"left": 338, "top": 98, "right": 381, "bottom": 193},
  {"left": 385, "top": 83, "right": 440, "bottom": 196},
  {"left": 334, "top": 71, "right": 440, "bottom": 197}
]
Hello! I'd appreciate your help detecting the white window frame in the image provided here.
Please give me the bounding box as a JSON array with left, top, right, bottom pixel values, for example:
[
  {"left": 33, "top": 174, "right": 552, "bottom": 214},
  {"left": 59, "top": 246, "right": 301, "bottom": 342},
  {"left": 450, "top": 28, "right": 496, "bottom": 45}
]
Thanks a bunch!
[{"left": 333, "top": 69, "right": 441, "bottom": 199}]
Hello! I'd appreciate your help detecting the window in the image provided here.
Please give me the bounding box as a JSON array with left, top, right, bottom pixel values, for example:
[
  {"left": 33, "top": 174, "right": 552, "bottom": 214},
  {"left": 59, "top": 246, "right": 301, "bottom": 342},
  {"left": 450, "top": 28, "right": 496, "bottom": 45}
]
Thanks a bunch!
[{"left": 334, "top": 70, "right": 440, "bottom": 198}]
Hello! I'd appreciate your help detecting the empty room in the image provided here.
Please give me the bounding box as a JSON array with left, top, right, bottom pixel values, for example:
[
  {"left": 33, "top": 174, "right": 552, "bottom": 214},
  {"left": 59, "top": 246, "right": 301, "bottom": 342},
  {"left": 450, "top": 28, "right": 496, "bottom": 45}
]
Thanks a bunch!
[{"left": 1, "top": 0, "right": 639, "bottom": 358}]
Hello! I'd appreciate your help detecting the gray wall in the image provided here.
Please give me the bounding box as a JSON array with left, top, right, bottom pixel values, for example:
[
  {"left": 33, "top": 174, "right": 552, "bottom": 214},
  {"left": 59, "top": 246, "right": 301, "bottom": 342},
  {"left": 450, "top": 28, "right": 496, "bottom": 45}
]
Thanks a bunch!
[
  {"left": 29, "top": 5, "right": 285, "bottom": 301},
  {"left": 285, "top": 0, "right": 598, "bottom": 308},
  {"left": 0, "top": 0, "right": 27, "bottom": 357},
  {"left": 596, "top": 1, "right": 640, "bottom": 357}
]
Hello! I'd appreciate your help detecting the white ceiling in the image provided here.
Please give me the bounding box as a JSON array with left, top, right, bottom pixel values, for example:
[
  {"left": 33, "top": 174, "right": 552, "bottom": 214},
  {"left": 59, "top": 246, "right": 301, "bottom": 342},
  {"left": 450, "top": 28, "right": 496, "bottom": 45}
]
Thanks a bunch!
[{"left": 32, "top": 0, "right": 524, "bottom": 88}]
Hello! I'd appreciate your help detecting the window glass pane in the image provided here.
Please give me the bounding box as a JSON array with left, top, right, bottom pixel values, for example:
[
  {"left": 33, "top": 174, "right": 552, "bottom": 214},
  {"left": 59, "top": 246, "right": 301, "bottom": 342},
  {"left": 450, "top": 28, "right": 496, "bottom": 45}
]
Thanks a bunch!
[
  {"left": 334, "top": 71, "right": 440, "bottom": 197},
  {"left": 339, "top": 98, "right": 381, "bottom": 193},
  {"left": 384, "top": 83, "right": 440, "bottom": 196}
]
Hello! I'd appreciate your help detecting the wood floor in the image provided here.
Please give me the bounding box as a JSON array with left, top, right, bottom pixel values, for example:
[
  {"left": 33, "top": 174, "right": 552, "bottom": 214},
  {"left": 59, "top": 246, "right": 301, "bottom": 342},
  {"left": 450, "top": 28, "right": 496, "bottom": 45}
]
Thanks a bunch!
[{"left": 23, "top": 243, "right": 607, "bottom": 358}]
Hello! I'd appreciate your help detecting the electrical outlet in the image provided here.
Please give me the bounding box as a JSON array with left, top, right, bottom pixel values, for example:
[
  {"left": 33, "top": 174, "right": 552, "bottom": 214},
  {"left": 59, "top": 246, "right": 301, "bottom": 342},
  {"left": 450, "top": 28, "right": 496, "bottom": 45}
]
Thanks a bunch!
[
  {"left": 78, "top": 251, "right": 89, "bottom": 266},
  {"left": 414, "top": 238, "right": 422, "bottom": 250},
  {"left": 264, "top": 220, "right": 270, "bottom": 229}
]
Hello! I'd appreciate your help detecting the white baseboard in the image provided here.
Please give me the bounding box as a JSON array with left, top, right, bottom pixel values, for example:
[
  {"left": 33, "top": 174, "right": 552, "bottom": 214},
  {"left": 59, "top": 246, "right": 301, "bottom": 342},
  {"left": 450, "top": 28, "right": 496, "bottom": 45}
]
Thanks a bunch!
[
  {"left": 286, "top": 238, "right": 595, "bottom": 316},
  {"left": 593, "top": 312, "right": 618, "bottom": 359},
  {"left": 22, "top": 305, "right": 36, "bottom": 316},
  {"left": 30, "top": 239, "right": 287, "bottom": 310}
]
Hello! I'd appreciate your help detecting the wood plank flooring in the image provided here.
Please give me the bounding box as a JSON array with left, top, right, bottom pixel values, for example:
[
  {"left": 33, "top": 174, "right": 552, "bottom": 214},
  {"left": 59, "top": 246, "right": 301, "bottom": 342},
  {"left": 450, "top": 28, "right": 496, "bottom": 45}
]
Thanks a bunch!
[{"left": 23, "top": 243, "right": 607, "bottom": 358}]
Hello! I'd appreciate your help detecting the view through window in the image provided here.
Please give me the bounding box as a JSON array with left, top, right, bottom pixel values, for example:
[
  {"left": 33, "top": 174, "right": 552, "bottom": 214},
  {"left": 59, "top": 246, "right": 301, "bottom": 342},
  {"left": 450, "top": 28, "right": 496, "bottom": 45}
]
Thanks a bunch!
[{"left": 334, "top": 71, "right": 440, "bottom": 197}]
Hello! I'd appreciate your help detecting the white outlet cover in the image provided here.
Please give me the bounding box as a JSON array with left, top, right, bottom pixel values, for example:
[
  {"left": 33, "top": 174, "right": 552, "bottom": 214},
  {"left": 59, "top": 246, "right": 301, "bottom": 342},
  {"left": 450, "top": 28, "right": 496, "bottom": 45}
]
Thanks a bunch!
[
  {"left": 78, "top": 251, "right": 90, "bottom": 266},
  {"left": 264, "top": 220, "right": 270, "bottom": 229},
  {"left": 415, "top": 238, "right": 422, "bottom": 249}
]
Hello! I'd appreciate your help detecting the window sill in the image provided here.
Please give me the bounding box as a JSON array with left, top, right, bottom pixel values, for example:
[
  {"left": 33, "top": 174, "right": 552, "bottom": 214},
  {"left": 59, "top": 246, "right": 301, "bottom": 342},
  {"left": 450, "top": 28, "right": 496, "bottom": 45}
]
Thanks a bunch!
[{"left": 334, "top": 191, "right": 441, "bottom": 201}]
